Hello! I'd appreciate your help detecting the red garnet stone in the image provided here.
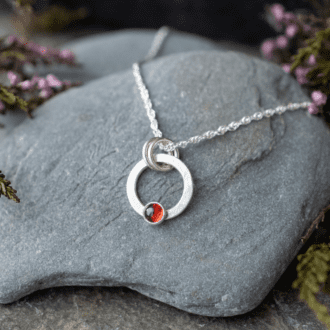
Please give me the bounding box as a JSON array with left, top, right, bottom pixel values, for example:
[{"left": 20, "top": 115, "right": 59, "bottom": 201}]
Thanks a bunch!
[{"left": 145, "top": 203, "right": 163, "bottom": 223}]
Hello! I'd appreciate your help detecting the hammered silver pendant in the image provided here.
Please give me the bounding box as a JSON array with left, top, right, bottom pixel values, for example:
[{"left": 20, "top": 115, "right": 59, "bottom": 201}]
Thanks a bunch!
[{"left": 126, "top": 138, "right": 193, "bottom": 225}]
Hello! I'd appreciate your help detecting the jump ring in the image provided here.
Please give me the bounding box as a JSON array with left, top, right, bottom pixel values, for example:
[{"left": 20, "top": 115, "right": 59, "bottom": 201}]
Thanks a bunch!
[{"left": 142, "top": 137, "right": 180, "bottom": 172}]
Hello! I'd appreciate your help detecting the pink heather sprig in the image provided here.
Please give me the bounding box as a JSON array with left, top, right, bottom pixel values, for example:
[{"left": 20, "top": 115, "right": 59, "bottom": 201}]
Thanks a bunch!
[
  {"left": 37, "top": 78, "right": 49, "bottom": 89},
  {"left": 282, "top": 63, "right": 291, "bottom": 73},
  {"left": 261, "top": 40, "right": 276, "bottom": 60},
  {"left": 281, "top": 52, "right": 325, "bottom": 115},
  {"left": 261, "top": 4, "right": 302, "bottom": 59},
  {"left": 276, "top": 35, "right": 289, "bottom": 49},
  {"left": 295, "top": 67, "right": 311, "bottom": 85},
  {"left": 20, "top": 80, "right": 33, "bottom": 90},
  {"left": 0, "top": 36, "right": 83, "bottom": 122},
  {"left": 5, "top": 35, "right": 27, "bottom": 47},
  {"left": 19, "top": 74, "right": 40, "bottom": 90},
  {"left": 308, "top": 54, "right": 316, "bottom": 66},
  {"left": 39, "top": 88, "right": 53, "bottom": 98},
  {"left": 281, "top": 63, "right": 324, "bottom": 115},
  {"left": 286, "top": 24, "right": 299, "bottom": 38},
  {"left": 281, "top": 54, "right": 317, "bottom": 76},
  {"left": 46, "top": 74, "right": 63, "bottom": 87},
  {"left": 7, "top": 71, "right": 74, "bottom": 99},
  {"left": 308, "top": 91, "right": 328, "bottom": 115},
  {"left": 261, "top": 34, "right": 291, "bottom": 59},
  {"left": 7, "top": 71, "right": 21, "bottom": 86},
  {"left": 59, "top": 49, "right": 75, "bottom": 61},
  {"left": 24, "top": 40, "right": 75, "bottom": 61},
  {"left": 282, "top": 12, "right": 297, "bottom": 25},
  {"left": 6, "top": 35, "right": 18, "bottom": 44},
  {"left": 270, "top": 4, "right": 298, "bottom": 25},
  {"left": 312, "top": 90, "right": 327, "bottom": 105},
  {"left": 270, "top": 4, "right": 285, "bottom": 23},
  {"left": 261, "top": 4, "right": 327, "bottom": 117},
  {"left": 6, "top": 34, "right": 77, "bottom": 65}
]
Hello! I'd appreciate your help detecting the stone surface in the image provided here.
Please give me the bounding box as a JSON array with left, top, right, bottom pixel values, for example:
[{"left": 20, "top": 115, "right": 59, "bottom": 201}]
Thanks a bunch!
[
  {"left": 2, "top": 225, "right": 330, "bottom": 329},
  {"left": 1, "top": 15, "right": 330, "bottom": 328},
  {"left": 0, "top": 49, "right": 329, "bottom": 318}
]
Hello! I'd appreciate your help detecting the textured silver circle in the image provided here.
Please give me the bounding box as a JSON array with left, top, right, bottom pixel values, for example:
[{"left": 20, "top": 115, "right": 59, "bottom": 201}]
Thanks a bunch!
[
  {"left": 127, "top": 153, "right": 193, "bottom": 221},
  {"left": 142, "top": 137, "right": 179, "bottom": 172}
]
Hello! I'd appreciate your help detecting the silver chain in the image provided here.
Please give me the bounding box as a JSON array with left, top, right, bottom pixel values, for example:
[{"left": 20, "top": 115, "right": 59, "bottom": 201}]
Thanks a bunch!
[{"left": 132, "top": 26, "right": 312, "bottom": 153}]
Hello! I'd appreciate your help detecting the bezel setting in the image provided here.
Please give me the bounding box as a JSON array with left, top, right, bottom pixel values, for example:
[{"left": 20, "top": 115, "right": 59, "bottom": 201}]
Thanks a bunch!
[{"left": 143, "top": 202, "right": 167, "bottom": 225}]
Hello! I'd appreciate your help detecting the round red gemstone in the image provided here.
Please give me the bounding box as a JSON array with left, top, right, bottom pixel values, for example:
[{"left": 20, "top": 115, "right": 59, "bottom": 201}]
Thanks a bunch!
[{"left": 145, "top": 203, "right": 163, "bottom": 223}]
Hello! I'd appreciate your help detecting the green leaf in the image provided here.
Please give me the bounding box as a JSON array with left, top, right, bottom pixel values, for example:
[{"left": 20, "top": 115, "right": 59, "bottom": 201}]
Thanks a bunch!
[
  {"left": 0, "top": 86, "right": 16, "bottom": 104},
  {"left": 290, "top": 27, "right": 330, "bottom": 73},
  {"left": 0, "top": 85, "right": 29, "bottom": 111},
  {"left": 0, "top": 51, "right": 26, "bottom": 61},
  {"left": 0, "top": 170, "right": 20, "bottom": 203},
  {"left": 15, "top": 95, "right": 29, "bottom": 111}
]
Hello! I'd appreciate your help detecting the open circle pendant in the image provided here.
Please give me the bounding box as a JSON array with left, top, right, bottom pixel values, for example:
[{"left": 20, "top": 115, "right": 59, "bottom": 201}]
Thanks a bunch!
[{"left": 126, "top": 153, "right": 193, "bottom": 225}]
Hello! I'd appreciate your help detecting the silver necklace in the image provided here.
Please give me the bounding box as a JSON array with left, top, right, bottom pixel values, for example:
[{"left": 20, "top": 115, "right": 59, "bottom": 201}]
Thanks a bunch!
[{"left": 126, "top": 26, "right": 312, "bottom": 226}]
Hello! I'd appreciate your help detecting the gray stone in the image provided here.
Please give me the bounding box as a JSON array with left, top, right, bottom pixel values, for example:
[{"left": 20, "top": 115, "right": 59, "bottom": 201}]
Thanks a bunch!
[
  {"left": 2, "top": 246, "right": 330, "bottom": 329},
  {"left": 0, "top": 50, "right": 329, "bottom": 318}
]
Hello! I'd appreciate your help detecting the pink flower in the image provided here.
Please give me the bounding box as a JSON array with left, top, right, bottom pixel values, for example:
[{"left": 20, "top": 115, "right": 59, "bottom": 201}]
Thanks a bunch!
[
  {"left": 282, "top": 63, "right": 291, "bottom": 73},
  {"left": 0, "top": 100, "right": 5, "bottom": 111},
  {"left": 25, "top": 41, "right": 40, "bottom": 52},
  {"left": 303, "top": 24, "right": 311, "bottom": 32},
  {"left": 19, "top": 40, "right": 58, "bottom": 57},
  {"left": 46, "top": 47, "right": 60, "bottom": 57},
  {"left": 308, "top": 103, "right": 319, "bottom": 115},
  {"left": 46, "top": 74, "right": 63, "bottom": 88},
  {"left": 311, "top": 90, "right": 327, "bottom": 106},
  {"left": 30, "top": 75, "right": 40, "bottom": 86},
  {"left": 37, "top": 78, "right": 49, "bottom": 89},
  {"left": 59, "top": 49, "right": 75, "bottom": 61},
  {"left": 308, "top": 54, "right": 316, "bottom": 66},
  {"left": 6, "top": 35, "right": 17, "bottom": 44},
  {"left": 276, "top": 35, "right": 288, "bottom": 49},
  {"left": 39, "top": 88, "right": 53, "bottom": 98},
  {"left": 270, "top": 4, "right": 285, "bottom": 22},
  {"left": 37, "top": 46, "right": 49, "bottom": 56},
  {"left": 295, "top": 66, "right": 310, "bottom": 84},
  {"left": 283, "top": 12, "right": 297, "bottom": 24},
  {"left": 16, "top": 36, "right": 27, "bottom": 46},
  {"left": 7, "top": 71, "right": 21, "bottom": 85},
  {"left": 19, "top": 80, "right": 33, "bottom": 90},
  {"left": 261, "top": 39, "right": 276, "bottom": 59},
  {"left": 286, "top": 24, "right": 299, "bottom": 38}
]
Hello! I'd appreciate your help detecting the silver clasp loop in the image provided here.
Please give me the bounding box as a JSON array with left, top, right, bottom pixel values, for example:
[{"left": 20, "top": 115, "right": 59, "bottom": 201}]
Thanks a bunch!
[{"left": 142, "top": 137, "right": 179, "bottom": 172}]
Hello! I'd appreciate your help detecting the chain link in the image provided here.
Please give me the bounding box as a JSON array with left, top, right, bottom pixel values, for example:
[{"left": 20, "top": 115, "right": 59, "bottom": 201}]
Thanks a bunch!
[{"left": 132, "top": 26, "right": 312, "bottom": 153}]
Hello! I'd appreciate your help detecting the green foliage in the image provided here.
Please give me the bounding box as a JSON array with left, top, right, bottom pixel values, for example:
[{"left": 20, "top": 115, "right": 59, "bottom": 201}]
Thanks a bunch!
[
  {"left": 0, "top": 85, "right": 16, "bottom": 104},
  {"left": 0, "top": 171, "right": 20, "bottom": 203},
  {"left": 292, "top": 243, "right": 330, "bottom": 328},
  {"left": 0, "top": 84, "right": 28, "bottom": 111},
  {"left": 0, "top": 50, "right": 26, "bottom": 61},
  {"left": 25, "top": 5, "right": 88, "bottom": 33},
  {"left": 290, "top": 27, "right": 330, "bottom": 73},
  {"left": 15, "top": 0, "right": 36, "bottom": 6},
  {"left": 306, "top": 57, "right": 330, "bottom": 87}
]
